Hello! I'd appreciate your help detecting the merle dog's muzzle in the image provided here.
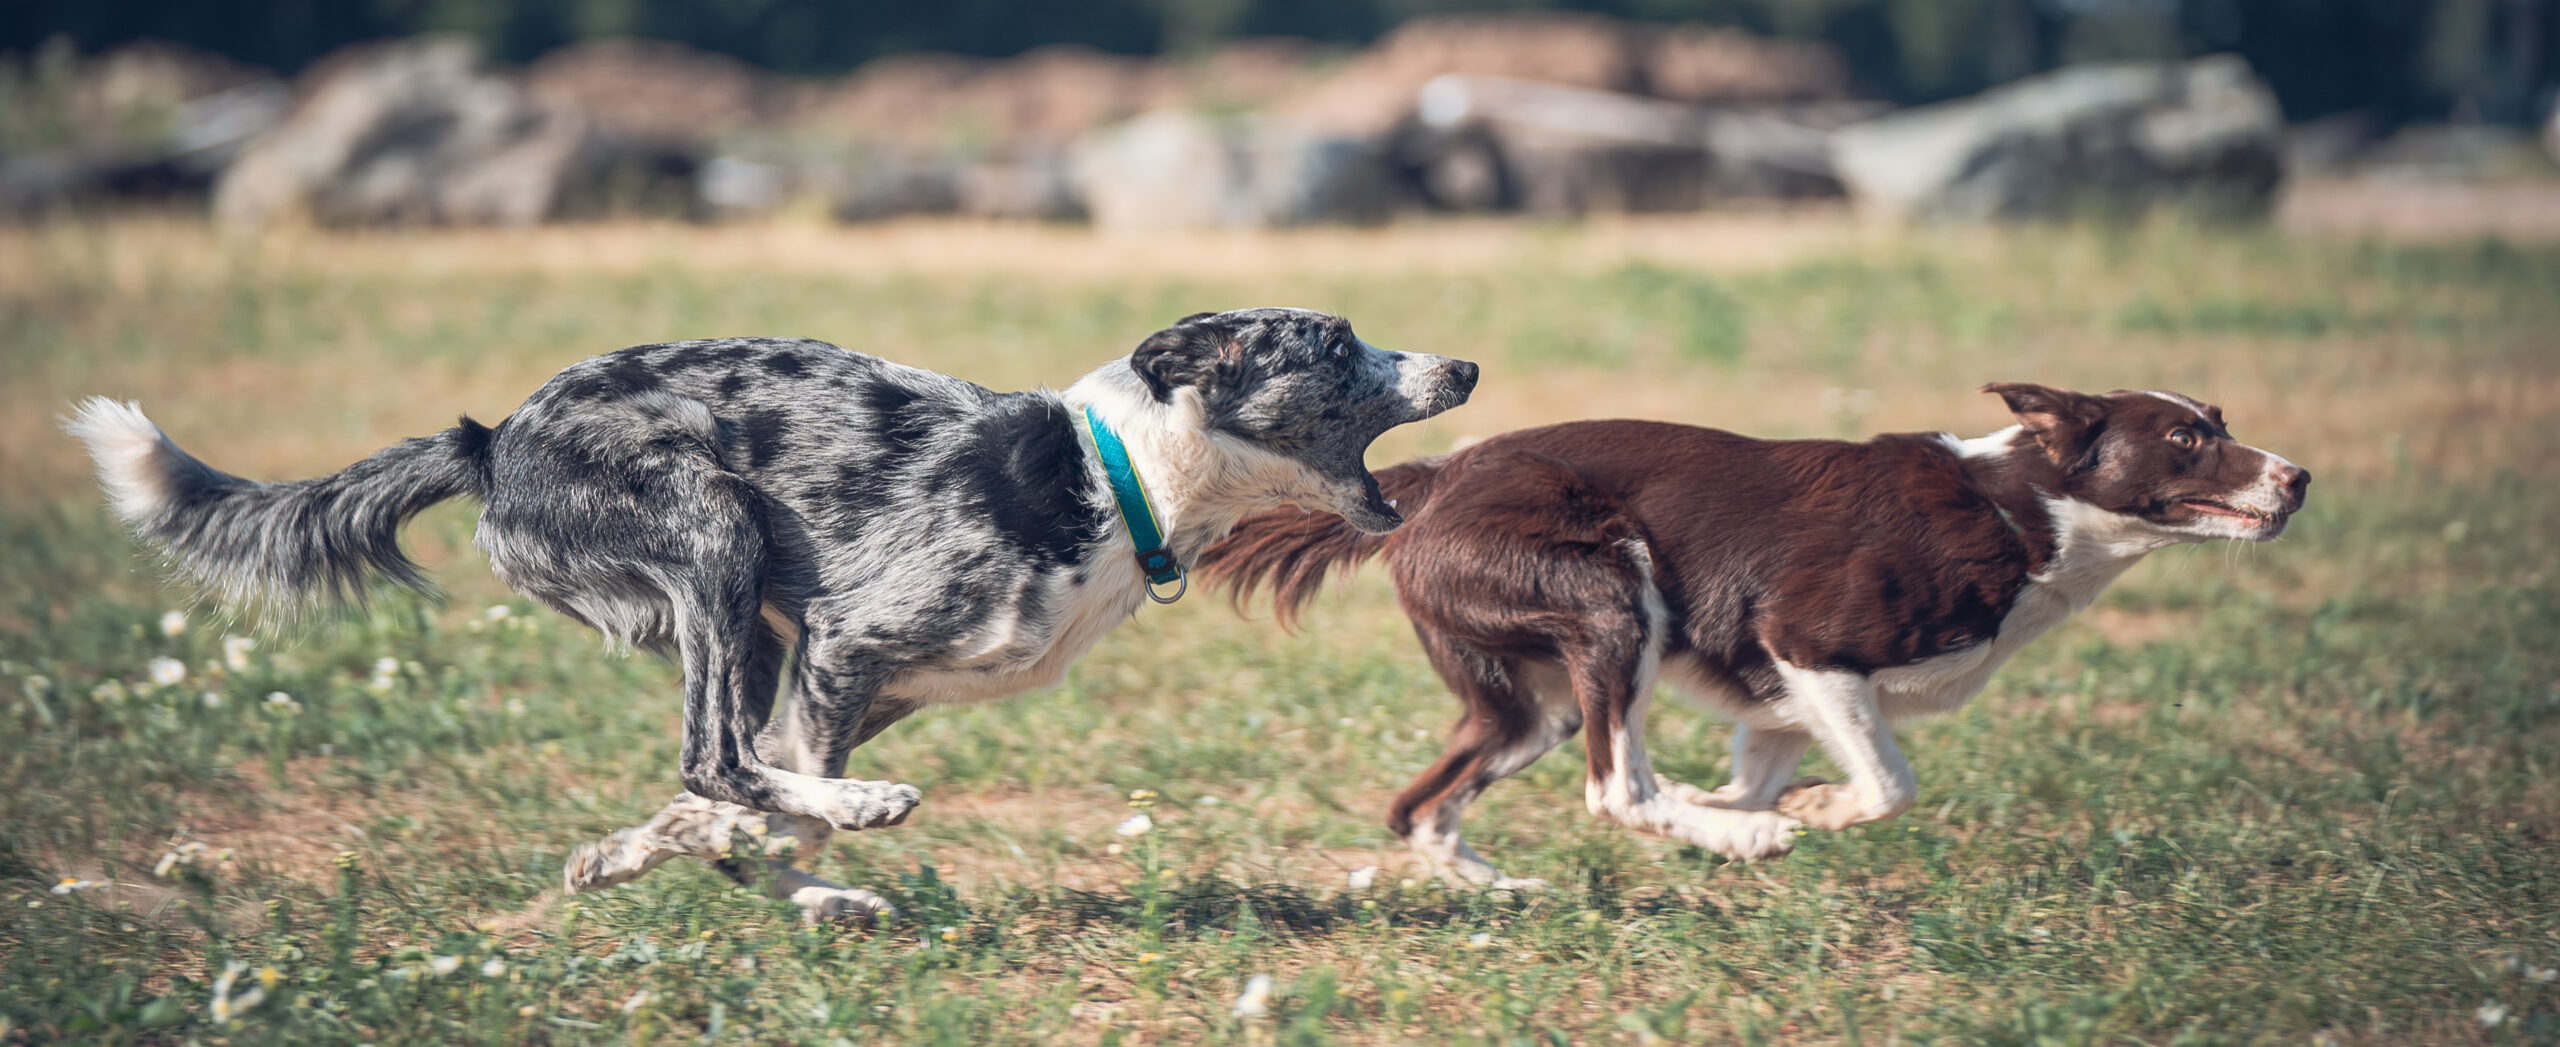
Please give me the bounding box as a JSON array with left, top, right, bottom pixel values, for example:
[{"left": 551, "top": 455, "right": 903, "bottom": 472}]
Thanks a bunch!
[
  {"left": 1417, "top": 358, "right": 1480, "bottom": 418},
  {"left": 1327, "top": 354, "right": 1479, "bottom": 535}
]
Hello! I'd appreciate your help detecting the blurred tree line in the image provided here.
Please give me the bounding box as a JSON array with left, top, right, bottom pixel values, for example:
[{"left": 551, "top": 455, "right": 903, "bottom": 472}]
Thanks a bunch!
[{"left": 3, "top": 0, "right": 2551, "bottom": 123}]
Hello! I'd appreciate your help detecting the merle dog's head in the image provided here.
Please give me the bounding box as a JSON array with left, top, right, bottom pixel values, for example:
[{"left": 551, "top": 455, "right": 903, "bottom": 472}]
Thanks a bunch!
[
  {"left": 1130, "top": 308, "right": 1477, "bottom": 533},
  {"left": 1985, "top": 383, "right": 2310, "bottom": 541}
]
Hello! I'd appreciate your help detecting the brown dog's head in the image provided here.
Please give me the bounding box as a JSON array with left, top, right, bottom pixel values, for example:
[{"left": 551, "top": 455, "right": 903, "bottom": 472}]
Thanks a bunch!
[{"left": 1984, "top": 383, "right": 2310, "bottom": 541}]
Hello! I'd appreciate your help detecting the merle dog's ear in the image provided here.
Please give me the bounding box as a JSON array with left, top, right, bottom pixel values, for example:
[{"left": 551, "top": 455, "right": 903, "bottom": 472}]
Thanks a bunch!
[
  {"left": 1131, "top": 315, "right": 1231, "bottom": 402},
  {"left": 1983, "top": 382, "right": 2104, "bottom": 467}
]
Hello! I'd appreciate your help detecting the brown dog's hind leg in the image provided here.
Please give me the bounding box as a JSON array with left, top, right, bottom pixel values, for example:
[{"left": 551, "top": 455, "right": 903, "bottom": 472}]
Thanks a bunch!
[{"left": 1387, "top": 633, "right": 1579, "bottom": 889}]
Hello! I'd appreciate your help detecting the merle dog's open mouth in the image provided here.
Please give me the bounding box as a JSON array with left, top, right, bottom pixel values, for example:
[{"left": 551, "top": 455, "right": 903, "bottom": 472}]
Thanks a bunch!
[{"left": 2182, "top": 499, "right": 2283, "bottom": 525}]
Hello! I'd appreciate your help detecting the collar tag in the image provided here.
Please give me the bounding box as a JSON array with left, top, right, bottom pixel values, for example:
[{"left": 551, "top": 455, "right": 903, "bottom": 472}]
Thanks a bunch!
[{"left": 1084, "top": 405, "right": 1186, "bottom": 602}]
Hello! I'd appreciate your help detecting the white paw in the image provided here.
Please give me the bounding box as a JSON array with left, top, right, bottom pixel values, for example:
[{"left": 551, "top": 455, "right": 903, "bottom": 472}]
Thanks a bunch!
[
  {"left": 1713, "top": 812, "right": 1803, "bottom": 862},
  {"left": 809, "top": 781, "right": 922, "bottom": 832},
  {"left": 789, "top": 885, "right": 896, "bottom": 928},
  {"left": 562, "top": 828, "right": 652, "bottom": 893}
]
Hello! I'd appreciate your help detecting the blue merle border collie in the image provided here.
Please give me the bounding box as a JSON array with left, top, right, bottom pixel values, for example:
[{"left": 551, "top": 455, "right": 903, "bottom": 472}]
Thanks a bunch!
[{"left": 69, "top": 308, "right": 1478, "bottom": 923}]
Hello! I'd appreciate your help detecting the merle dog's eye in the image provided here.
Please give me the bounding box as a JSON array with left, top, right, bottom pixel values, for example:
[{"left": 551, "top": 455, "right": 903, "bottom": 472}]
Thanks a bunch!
[
  {"left": 2168, "top": 428, "right": 2199, "bottom": 450},
  {"left": 1330, "top": 341, "right": 1350, "bottom": 359}
]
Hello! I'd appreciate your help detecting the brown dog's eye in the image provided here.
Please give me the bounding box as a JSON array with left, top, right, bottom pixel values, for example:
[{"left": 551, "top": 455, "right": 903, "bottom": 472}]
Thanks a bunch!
[{"left": 2168, "top": 428, "right": 2198, "bottom": 450}]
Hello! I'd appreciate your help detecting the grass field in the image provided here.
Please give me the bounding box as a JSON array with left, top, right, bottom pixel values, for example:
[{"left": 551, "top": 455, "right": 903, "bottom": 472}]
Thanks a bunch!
[{"left": 2, "top": 213, "right": 2556, "bottom": 1046}]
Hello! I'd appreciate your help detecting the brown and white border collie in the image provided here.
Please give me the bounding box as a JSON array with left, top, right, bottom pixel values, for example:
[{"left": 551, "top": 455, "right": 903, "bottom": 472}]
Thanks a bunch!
[{"left": 1199, "top": 384, "right": 2309, "bottom": 887}]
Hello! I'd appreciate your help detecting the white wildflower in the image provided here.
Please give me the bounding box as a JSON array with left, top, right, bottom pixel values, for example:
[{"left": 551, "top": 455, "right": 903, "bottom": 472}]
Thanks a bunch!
[
  {"left": 221, "top": 635, "right": 256, "bottom": 671},
  {"left": 483, "top": 605, "right": 511, "bottom": 621},
  {"left": 152, "top": 841, "right": 210, "bottom": 878},
  {"left": 1197, "top": 795, "right": 1220, "bottom": 806},
  {"left": 1467, "top": 932, "right": 1494, "bottom": 949},
  {"left": 2477, "top": 1000, "right": 2508, "bottom": 1027},
  {"left": 480, "top": 958, "right": 507, "bottom": 978},
  {"left": 428, "top": 955, "right": 462, "bottom": 977},
  {"left": 1232, "top": 973, "right": 1275, "bottom": 1019},
  {"left": 22, "top": 674, "right": 49, "bottom": 697},
  {"left": 146, "top": 657, "right": 186, "bottom": 687},
  {"left": 1114, "top": 812, "right": 1154, "bottom": 837},
  {"left": 1346, "top": 866, "right": 1378, "bottom": 891},
  {"left": 51, "top": 877, "right": 98, "bottom": 895},
  {"left": 621, "top": 989, "right": 652, "bottom": 1013},
  {"left": 210, "top": 962, "right": 265, "bottom": 1024},
  {"left": 159, "top": 611, "right": 187, "bottom": 637},
  {"left": 263, "top": 691, "right": 297, "bottom": 710},
  {"left": 201, "top": 691, "right": 224, "bottom": 709},
  {"left": 366, "top": 657, "right": 398, "bottom": 694},
  {"left": 2529, "top": 965, "right": 2558, "bottom": 983}
]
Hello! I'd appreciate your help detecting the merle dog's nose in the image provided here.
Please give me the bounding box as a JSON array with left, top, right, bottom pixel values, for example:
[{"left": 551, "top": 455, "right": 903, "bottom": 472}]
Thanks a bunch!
[{"left": 1447, "top": 359, "right": 1480, "bottom": 392}]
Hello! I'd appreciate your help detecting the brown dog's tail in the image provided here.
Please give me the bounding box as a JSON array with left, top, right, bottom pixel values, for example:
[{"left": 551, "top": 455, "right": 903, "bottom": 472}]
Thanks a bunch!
[{"left": 1195, "top": 458, "right": 1445, "bottom": 628}]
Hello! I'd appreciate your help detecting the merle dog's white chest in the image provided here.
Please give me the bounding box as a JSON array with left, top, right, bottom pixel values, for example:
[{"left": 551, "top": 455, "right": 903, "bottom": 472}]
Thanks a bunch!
[{"left": 880, "top": 564, "right": 1145, "bottom": 706}]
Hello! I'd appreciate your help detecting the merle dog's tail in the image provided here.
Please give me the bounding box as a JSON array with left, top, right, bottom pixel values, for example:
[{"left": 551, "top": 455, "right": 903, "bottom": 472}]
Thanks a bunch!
[
  {"left": 1196, "top": 458, "right": 1445, "bottom": 628},
  {"left": 65, "top": 398, "right": 495, "bottom": 613}
]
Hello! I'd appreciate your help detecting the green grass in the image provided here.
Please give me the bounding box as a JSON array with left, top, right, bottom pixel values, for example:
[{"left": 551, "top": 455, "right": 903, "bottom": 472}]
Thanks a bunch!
[{"left": 1, "top": 216, "right": 2556, "bottom": 1045}]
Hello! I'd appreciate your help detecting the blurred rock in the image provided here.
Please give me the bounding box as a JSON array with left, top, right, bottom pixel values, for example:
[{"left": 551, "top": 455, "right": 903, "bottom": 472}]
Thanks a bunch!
[
  {"left": 2354, "top": 123, "right": 2551, "bottom": 181},
  {"left": 790, "top": 45, "right": 1180, "bottom": 154},
  {"left": 1070, "top": 110, "right": 1389, "bottom": 229},
  {"left": 0, "top": 40, "right": 287, "bottom": 216},
  {"left": 1830, "top": 55, "right": 2284, "bottom": 223},
  {"left": 525, "top": 39, "right": 771, "bottom": 148},
  {"left": 1281, "top": 14, "right": 1850, "bottom": 138},
  {"left": 2283, "top": 111, "right": 2381, "bottom": 177},
  {"left": 215, "top": 38, "right": 598, "bottom": 227},
  {"left": 1643, "top": 26, "right": 1853, "bottom": 104},
  {"left": 958, "top": 156, "right": 1082, "bottom": 220},
  {"left": 829, "top": 156, "right": 962, "bottom": 222},
  {"left": 1395, "top": 75, "right": 1868, "bottom": 213}
]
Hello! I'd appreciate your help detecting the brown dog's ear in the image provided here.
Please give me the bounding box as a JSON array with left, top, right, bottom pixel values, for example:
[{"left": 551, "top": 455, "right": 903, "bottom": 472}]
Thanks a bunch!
[
  {"left": 1131, "top": 315, "right": 1231, "bottom": 402},
  {"left": 1982, "top": 382, "right": 2105, "bottom": 468}
]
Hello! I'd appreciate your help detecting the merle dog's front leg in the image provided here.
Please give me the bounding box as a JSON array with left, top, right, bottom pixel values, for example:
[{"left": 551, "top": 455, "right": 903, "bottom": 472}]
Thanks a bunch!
[{"left": 670, "top": 595, "right": 921, "bottom": 833}]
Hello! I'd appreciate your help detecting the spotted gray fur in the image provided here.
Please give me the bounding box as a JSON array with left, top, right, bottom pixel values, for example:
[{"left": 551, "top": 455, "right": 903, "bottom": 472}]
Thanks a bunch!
[{"left": 67, "top": 307, "right": 1477, "bottom": 922}]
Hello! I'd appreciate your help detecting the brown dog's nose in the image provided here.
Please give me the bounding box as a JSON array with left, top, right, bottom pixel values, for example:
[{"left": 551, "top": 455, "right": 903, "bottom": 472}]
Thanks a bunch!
[{"left": 2280, "top": 464, "right": 2310, "bottom": 499}]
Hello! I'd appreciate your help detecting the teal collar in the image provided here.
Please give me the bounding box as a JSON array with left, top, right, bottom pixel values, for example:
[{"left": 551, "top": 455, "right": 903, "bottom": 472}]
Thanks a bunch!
[{"left": 1084, "top": 405, "right": 1186, "bottom": 604}]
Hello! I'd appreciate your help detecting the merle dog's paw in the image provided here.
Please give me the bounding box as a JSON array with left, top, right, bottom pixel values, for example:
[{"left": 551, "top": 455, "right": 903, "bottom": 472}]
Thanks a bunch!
[
  {"left": 811, "top": 781, "right": 922, "bottom": 831},
  {"left": 562, "top": 828, "right": 651, "bottom": 893},
  {"left": 789, "top": 885, "right": 897, "bottom": 928}
]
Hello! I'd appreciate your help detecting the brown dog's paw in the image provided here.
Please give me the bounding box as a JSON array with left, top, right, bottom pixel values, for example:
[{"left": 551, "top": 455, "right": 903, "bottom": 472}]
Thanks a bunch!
[{"left": 1774, "top": 780, "right": 1865, "bottom": 831}]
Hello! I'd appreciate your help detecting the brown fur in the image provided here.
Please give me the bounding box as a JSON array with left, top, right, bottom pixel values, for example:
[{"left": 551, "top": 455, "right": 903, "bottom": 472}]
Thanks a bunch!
[{"left": 1198, "top": 385, "right": 2309, "bottom": 871}]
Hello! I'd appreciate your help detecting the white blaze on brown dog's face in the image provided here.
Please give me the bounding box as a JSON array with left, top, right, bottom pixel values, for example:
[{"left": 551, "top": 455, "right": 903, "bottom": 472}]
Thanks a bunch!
[{"left": 1983, "top": 383, "right": 2310, "bottom": 542}]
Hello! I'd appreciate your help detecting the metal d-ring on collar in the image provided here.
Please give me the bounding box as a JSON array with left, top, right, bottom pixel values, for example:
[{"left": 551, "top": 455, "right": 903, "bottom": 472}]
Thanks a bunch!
[{"left": 1083, "top": 405, "right": 1187, "bottom": 605}]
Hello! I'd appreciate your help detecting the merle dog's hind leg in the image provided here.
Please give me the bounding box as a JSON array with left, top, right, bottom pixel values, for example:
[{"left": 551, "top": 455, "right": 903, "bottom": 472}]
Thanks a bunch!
[
  {"left": 712, "top": 678, "right": 921, "bottom": 925},
  {"left": 566, "top": 623, "right": 922, "bottom": 926},
  {"left": 562, "top": 620, "right": 794, "bottom": 898},
  {"left": 651, "top": 487, "right": 921, "bottom": 833}
]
